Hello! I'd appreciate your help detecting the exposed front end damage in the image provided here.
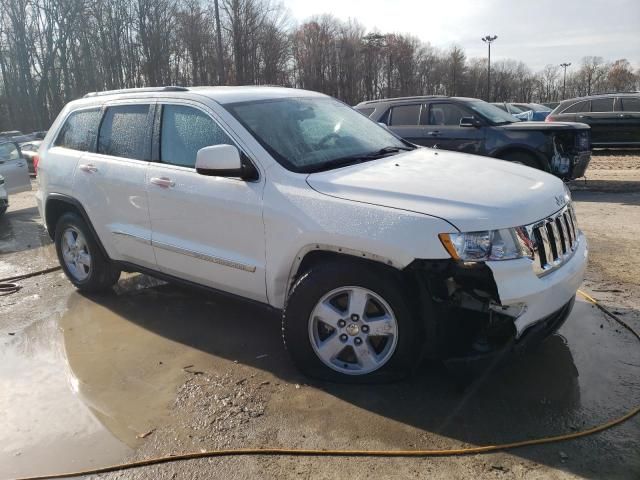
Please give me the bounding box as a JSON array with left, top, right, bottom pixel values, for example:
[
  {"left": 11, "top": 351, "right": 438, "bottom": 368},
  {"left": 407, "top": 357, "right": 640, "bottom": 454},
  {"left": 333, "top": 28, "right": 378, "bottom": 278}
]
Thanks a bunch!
[
  {"left": 550, "top": 130, "right": 591, "bottom": 179},
  {"left": 406, "top": 230, "right": 587, "bottom": 367}
]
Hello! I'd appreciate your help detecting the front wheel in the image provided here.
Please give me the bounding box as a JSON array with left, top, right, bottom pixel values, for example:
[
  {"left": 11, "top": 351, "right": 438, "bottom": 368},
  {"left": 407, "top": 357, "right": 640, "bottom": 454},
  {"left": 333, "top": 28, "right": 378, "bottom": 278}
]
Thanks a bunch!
[
  {"left": 500, "top": 151, "right": 541, "bottom": 170},
  {"left": 282, "top": 262, "right": 422, "bottom": 382}
]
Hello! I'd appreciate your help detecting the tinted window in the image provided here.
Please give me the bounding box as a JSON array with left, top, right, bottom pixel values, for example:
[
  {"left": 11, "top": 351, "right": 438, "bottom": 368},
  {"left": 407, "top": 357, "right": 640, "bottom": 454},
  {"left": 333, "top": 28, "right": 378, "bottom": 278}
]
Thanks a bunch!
[
  {"left": 357, "top": 107, "right": 375, "bottom": 117},
  {"left": 428, "top": 103, "right": 469, "bottom": 126},
  {"left": 622, "top": 97, "right": 640, "bottom": 112},
  {"left": 390, "top": 104, "right": 420, "bottom": 126},
  {"left": 591, "top": 98, "right": 614, "bottom": 112},
  {"left": 0, "top": 142, "right": 19, "bottom": 161},
  {"left": 97, "top": 104, "right": 150, "bottom": 160},
  {"left": 54, "top": 108, "right": 101, "bottom": 151},
  {"left": 563, "top": 101, "right": 589, "bottom": 114},
  {"left": 160, "top": 105, "right": 233, "bottom": 168}
]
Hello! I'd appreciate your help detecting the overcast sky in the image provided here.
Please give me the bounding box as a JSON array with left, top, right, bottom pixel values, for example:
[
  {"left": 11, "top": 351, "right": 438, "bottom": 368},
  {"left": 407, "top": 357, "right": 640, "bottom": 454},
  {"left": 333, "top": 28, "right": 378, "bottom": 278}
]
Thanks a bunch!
[{"left": 285, "top": 0, "right": 640, "bottom": 71}]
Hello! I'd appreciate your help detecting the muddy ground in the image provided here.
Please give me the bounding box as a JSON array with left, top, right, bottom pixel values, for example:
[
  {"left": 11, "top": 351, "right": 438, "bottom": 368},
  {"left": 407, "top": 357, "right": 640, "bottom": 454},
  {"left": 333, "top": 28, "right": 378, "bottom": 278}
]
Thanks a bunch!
[{"left": 1, "top": 152, "right": 639, "bottom": 480}]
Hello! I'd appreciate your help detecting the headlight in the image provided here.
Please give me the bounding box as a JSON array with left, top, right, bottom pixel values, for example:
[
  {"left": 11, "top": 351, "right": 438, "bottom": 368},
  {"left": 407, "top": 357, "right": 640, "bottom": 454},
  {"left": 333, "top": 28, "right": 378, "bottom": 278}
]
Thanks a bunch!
[{"left": 439, "top": 228, "right": 531, "bottom": 261}]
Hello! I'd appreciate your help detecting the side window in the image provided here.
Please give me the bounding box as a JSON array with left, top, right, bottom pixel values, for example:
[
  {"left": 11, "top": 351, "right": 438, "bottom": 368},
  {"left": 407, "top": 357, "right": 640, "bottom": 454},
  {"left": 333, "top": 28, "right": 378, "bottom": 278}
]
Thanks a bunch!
[
  {"left": 357, "top": 107, "right": 375, "bottom": 117},
  {"left": 427, "top": 103, "right": 470, "bottom": 126},
  {"left": 97, "top": 104, "right": 150, "bottom": 160},
  {"left": 160, "top": 104, "right": 233, "bottom": 168},
  {"left": 0, "top": 142, "right": 19, "bottom": 161},
  {"left": 622, "top": 97, "right": 640, "bottom": 112},
  {"left": 54, "top": 108, "right": 101, "bottom": 151},
  {"left": 389, "top": 104, "right": 421, "bottom": 126},
  {"left": 563, "top": 101, "right": 589, "bottom": 114},
  {"left": 591, "top": 98, "right": 614, "bottom": 112}
]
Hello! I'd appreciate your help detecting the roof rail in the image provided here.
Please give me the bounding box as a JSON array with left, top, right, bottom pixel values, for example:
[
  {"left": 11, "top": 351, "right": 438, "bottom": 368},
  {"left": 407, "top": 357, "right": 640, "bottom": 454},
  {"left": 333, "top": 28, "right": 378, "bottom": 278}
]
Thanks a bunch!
[
  {"left": 83, "top": 86, "right": 189, "bottom": 98},
  {"left": 358, "top": 95, "right": 448, "bottom": 105}
]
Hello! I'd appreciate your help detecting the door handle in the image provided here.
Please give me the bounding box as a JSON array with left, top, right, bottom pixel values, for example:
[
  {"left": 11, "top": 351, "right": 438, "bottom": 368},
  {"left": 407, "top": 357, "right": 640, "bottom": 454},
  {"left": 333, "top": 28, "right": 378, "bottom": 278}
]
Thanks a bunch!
[
  {"left": 427, "top": 131, "right": 441, "bottom": 136},
  {"left": 79, "top": 163, "right": 98, "bottom": 173},
  {"left": 150, "top": 177, "right": 175, "bottom": 188}
]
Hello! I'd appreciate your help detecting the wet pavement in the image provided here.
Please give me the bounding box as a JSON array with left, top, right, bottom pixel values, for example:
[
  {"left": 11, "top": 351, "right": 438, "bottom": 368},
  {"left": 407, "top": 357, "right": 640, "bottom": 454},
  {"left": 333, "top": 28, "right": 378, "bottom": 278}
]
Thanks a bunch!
[{"left": 1, "top": 188, "right": 639, "bottom": 479}]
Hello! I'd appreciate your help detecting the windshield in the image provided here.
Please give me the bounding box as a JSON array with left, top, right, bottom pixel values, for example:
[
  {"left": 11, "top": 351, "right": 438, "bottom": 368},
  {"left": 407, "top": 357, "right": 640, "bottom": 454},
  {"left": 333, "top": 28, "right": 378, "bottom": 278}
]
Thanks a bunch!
[
  {"left": 225, "top": 97, "right": 411, "bottom": 172},
  {"left": 467, "top": 101, "right": 519, "bottom": 125}
]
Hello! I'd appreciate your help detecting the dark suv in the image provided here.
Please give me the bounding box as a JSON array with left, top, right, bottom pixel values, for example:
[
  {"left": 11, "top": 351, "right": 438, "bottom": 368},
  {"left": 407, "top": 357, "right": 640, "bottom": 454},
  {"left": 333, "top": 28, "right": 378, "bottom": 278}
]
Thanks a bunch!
[
  {"left": 355, "top": 96, "right": 591, "bottom": 180},
  {"left": 546, "top": 93, "right": 640, "bottom": 148}
]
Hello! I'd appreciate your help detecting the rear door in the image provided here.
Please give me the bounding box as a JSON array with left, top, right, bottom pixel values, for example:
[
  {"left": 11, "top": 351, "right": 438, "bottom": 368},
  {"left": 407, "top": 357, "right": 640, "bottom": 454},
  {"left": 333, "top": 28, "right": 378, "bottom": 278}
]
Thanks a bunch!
[
  {"left": 618, "top": 96, "right": 640, "bottom": 146},
  {"left": 72, "top": 101, "right": 157, "bottom": 268},
  {"left": 422, "top": 102, "right": 485, "bottom": 153},
  {"left": 582, "top": 97, "right": 618, "bottom": 146},
  {"left": 0, "top": 142, "right": 30, "bottom": 194},
  {"left": 384, "top": 103, "right": 425, "bottom": 145}
]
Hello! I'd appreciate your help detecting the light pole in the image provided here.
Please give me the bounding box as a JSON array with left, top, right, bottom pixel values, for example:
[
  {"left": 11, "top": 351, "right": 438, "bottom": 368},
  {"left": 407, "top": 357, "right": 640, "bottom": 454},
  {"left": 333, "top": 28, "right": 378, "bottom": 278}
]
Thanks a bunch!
[
  {"left": 482, "top": 35, "right": 498, "bottom": 101},
  {"left": 560, "top": 62, "right": 571, "bottom": 100}
]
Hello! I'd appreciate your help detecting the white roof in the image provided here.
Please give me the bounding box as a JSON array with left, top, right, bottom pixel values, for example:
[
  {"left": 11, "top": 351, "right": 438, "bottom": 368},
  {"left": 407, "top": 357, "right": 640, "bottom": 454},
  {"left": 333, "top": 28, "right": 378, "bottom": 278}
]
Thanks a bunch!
[{"left": 190, "top": 86, "right": 328, "bottom": 104}]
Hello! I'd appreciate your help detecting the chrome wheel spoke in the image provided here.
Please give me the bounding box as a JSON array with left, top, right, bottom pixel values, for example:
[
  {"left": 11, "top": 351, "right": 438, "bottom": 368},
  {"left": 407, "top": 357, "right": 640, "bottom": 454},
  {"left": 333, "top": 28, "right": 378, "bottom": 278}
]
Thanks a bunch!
[
  {"left": 313, "top": 301, "right": 344, "bottom": 329},
  {"left": 366, "top": 315, "right": 395, "bottom": 337},
  {"left": 348, "top": 289, "right": 369, "bottom": 318},
  {"left": 63, "top": 230, "right": 76, "bottom": 249},
  {"left": 317, "top": 333, "right": 345, "bottom": 360},
  {"left": 76, "top": 252, "right": 91, "bottom": 268},
  {"left": 354, "top": 340, "right": 379, "bottom": 371}
]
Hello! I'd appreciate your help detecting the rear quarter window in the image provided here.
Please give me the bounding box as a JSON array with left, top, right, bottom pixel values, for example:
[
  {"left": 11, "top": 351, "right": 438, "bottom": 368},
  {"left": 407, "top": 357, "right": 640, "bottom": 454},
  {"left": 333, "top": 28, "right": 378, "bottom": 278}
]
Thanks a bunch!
[
  {"left": 54, "top": 108, "right": 102, "bottom": 151},
  {"left": 357, "top": 107, "right": 375, "bottom": 117},
  {"left": 562, "top": 101, "right": 589, "bottom": 114}
]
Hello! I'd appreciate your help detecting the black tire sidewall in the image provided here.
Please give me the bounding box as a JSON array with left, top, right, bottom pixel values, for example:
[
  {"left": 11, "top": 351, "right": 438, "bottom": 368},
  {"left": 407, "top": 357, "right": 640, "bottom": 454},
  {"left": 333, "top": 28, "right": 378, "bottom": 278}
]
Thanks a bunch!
[{"left": 283, "top": 262, "right": 421, "bottom": 383}]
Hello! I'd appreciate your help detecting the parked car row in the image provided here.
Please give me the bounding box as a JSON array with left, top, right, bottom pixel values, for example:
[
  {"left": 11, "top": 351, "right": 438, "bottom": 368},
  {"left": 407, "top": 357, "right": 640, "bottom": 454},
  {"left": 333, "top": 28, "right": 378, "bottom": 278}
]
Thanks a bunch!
[
  {"left": 355, "top": 96, "right": 590, "bottom": 180},
  {"left": 546, "top": 93, "right": 640, "bottom": 148}
]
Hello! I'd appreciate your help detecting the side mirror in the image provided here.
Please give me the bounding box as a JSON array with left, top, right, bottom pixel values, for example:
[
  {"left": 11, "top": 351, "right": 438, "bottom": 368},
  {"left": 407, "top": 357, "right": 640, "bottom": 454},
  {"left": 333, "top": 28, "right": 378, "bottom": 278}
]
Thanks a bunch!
[
  {"left": 195, "top": 144, "right": 257, "bottom": 180},
  {"left": 459, "top": 117, "right": 481, "bottom": 128}
]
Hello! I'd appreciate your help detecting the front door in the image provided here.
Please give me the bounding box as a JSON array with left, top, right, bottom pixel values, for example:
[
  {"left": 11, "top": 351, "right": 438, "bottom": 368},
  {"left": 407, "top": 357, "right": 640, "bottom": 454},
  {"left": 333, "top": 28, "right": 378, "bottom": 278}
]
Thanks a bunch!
[
  {"left": 422, "top": 102, "right": 485, "bottom": 154},
  {"left": 146, "top": 102, "right": 267, "bottom": 302},
  {"left": 0, "top": 142, "right": 30, "bottom": 194}
]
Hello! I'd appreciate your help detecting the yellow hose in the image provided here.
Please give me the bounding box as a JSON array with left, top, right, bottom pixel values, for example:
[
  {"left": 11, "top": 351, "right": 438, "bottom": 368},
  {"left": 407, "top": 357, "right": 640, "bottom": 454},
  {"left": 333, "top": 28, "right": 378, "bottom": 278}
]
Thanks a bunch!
[{"left": 10, "top": 290, "right": 640, "bottom": 480}]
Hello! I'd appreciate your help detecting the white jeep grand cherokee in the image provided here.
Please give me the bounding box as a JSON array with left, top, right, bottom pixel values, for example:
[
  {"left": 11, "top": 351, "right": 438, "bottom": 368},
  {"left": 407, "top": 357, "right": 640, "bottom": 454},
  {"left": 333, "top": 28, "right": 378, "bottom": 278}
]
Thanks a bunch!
[{"left": 37, "top": 86, "right": 587, "bottom": 381}]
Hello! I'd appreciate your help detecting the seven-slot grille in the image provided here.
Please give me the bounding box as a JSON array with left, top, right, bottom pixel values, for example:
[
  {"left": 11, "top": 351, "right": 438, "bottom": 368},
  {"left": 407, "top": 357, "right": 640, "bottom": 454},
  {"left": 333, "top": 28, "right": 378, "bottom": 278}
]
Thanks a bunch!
[{"left": 528, "top": 204, "right": 579, "bottom": 276}]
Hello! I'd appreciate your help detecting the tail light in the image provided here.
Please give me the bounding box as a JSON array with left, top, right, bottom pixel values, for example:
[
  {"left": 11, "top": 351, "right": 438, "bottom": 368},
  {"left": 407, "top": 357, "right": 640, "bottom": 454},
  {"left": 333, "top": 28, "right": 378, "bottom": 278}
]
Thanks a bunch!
[{"left": 33, "top": 154, "right": 40, "bottom": 175}]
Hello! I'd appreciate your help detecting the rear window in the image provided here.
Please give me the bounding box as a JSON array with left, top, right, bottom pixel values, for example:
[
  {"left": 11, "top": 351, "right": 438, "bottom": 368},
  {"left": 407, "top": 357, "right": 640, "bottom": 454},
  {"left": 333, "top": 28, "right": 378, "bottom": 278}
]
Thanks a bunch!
[
  {"left": 97, "top": 104, "right": 150, "bottom": 160},
  {"left": 54, "top": 108, "right": 101, "bottom": 151},
  {"left": 591, "top": 98, "right": 614, "bottom": 112},
  {"left": 389, "top": 104, "right": 421, "bottom": 126},
  {"left": 621, "top": 97, "right": 640, "bottom": 112},
  {"left": 562, "top": 101, "right": 589, "bottom": 114}
]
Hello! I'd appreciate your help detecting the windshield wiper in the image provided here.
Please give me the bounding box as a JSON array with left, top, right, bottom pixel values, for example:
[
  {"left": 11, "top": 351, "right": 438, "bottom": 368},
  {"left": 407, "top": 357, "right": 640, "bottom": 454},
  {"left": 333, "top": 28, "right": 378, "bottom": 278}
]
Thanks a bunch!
[{"left": 306, "top": 146, "right": 413, "bottom": 173}]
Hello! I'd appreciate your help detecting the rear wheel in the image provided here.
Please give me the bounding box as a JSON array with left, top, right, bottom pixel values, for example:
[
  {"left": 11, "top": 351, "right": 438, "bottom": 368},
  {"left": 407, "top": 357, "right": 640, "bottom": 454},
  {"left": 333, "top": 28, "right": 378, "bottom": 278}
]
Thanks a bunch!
[
  {"left": 500, "top": 151, "right": 541, "bottom": 169},
  {"left": 54, "top": 212, "right": 120, "bottom": 292},
  {"left": 282, "top": 261, "right": 422, "bottom": 382}
]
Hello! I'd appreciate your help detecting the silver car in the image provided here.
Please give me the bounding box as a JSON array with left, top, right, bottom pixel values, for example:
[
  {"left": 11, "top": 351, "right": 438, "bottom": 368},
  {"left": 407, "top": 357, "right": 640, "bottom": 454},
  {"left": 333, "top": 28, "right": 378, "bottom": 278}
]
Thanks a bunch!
[{"left": 0, "top": 141, "right": 31, "bottom": 205}]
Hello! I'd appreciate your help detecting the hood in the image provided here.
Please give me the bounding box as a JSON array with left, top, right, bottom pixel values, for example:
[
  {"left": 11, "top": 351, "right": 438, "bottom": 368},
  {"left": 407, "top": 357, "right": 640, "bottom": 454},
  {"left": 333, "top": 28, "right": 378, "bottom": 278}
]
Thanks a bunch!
[
  {"left": 306, "top": 148, "right": 569, "bottom": 232},
  {"left": 500, "top": 121, "right": 589, "bottom": 131}
]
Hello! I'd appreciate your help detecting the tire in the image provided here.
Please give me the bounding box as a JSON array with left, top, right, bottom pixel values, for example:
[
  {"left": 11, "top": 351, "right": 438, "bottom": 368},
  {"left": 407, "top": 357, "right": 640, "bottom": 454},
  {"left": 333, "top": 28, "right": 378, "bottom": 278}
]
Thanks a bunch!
[
  {"left": 500, "top": 151, "right": 541, "bottom": 170},
  {"left": 54, "top": 212, "right": 120, "bottom": 292},
  {"left": 282, "top": 261, "right": 422, "bottom": 383}
]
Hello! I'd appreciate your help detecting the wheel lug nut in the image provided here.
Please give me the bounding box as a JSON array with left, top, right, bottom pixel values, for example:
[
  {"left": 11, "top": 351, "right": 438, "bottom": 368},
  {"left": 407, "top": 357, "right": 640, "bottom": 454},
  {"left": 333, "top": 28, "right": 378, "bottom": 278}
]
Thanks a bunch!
[
  {"left": 354, "top": 337, "right": 363, "bottom": 345},
  {"left": 337, "top": 320, "right": 346, "bottom": 328},
  {"left": 361, "top": 325, "right": 369, "bottom": 333},
  {"left": 340, "top": 334, "right": 348, "bottom": 342},
  {"left": 351, "top": 314, "right": 359, "bottom": 321}
]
